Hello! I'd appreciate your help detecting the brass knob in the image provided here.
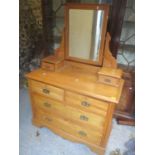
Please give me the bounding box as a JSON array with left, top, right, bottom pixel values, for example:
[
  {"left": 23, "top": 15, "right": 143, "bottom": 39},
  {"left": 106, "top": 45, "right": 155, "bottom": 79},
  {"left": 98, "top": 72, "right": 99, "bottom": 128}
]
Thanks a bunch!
[
  {"left": 80, "top": 115, "right": 88, "bottom": 121},
  {"left": 81, "top": 101, "right": 90, "bottom": 107},
  {"left": 42, "top": 88, "right": 50, "bottom": 94}
]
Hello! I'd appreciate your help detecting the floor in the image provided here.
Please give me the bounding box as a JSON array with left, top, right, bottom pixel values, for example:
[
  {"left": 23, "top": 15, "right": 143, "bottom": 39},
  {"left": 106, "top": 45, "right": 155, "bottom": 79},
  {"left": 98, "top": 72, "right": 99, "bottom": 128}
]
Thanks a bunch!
[{"left": 19, "top": 88, "right": 134, "bottom": 155}]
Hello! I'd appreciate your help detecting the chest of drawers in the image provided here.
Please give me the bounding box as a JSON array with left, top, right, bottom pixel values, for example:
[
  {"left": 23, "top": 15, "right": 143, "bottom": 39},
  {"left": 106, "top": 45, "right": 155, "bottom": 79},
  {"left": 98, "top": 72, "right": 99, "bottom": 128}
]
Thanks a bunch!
[
  {"left": 26, "top": 4, "right": 124, "bottom": 154},
  {"left": 26, "top": 65, "right": 124, "bottom": 155},
  {"left": 26, "top": 3, "right": 123, "bottom": 155}
]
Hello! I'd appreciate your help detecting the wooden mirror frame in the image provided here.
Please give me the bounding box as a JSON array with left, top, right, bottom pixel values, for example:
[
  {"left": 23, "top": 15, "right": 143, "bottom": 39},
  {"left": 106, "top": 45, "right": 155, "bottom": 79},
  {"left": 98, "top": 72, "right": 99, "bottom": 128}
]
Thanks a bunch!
[{"left": 64, "top": 3, "right": 109, "bottom": 66}]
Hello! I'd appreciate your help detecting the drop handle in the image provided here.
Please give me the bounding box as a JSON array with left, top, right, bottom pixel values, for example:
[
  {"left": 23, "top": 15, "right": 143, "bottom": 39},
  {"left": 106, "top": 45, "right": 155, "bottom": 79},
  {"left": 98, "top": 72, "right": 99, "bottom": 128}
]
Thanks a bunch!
[
  {"left": 78, "top": 131, "right": 87, "bottom": 137},
  {"left": 81, "top": 101, "right": 90, "bottom": 107},
  {"left": 42, "top": 88, "right": 50, "bottom": 94},
  {"left": 44, "top": 102, "right": 51, "bottom": 108},
  {"left": 104, "top": 78, "right": 111, "bottom": 83},
  {"left": 44, "top": 116, "right": 52, "bottom": 122},
  {"left": 80, "top": 115, "right": 89, "bottom": 121}
]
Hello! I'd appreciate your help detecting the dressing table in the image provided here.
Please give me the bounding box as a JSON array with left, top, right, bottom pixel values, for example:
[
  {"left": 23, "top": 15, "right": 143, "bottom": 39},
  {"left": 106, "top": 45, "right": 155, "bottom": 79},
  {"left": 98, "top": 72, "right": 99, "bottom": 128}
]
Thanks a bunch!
[{"left": 26, "top": 3, "right": 124, "bottom": 155}]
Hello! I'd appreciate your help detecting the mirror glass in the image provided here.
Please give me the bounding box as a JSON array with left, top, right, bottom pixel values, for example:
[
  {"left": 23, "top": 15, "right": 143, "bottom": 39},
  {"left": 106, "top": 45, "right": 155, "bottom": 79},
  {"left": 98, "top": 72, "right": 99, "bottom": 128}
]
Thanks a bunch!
[{"left": 69, "top": 9, "right": 104, "bottom": 61}]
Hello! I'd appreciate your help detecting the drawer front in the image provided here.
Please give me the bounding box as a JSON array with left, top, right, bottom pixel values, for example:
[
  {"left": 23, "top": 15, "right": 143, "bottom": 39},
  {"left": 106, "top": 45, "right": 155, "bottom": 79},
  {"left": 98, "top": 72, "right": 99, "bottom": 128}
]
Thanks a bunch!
[
  {"left": 33, "top": 94, "right": 105, "bottom": 131},
  {"left": 34, "top": 109, "right": 102, "bottom": 145},
  {"left": 41, "top": 62, "right": 55, "bottom": 71},
  {"left": 29, "top": 80, "right": 64, "bottom": 101},
  {"left": 65, "top": 91, "right": 108, "bottom": 116},
  {"left": 98, "top": 76, "right": 120, "bottom": 87}
]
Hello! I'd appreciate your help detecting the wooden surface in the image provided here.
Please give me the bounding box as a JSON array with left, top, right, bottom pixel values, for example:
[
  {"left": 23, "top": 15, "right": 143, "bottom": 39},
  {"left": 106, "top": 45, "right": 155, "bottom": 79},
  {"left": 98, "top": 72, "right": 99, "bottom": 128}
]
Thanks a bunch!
[
  {"left": 115, "top": 71, "right": 135, "bottom": 125},
  {"left": 98, "top": 67, "right": 123, "bottom": 87},
  {"left": 98, "top": 67, "right": 123, "bottom": 78},
  {"left": 65, "top": 91, "right": 108, "bottom": 116},
  {"left": 26, "top": 26, "right": 125, "bottom": 155},
  {"left": 42, "top": 55, "right": 64, "bottom": 64},
  {"left": 98, "top": 76, "right": 121, "bottom": 87},
  {"left": 31, "top": 92, "right": 106, "bottom": 130},
  {"left": 41, "top": 62, "right": 55, "bottom": 71},
  {"left": 33, "top": 118, "right": 106, "bottom": 155},
  {"left": 29, "top": 80, "right": 64, "bottom": 101},
  {"left": 41, "top": 56, "right": 64, "bottom": 71},
  {"left": 26, "top": 66, "right": 124, "bottom": 104},
  {"left": 26, "top": 62, "right": 124, "bottom": 155},
  {"left": 102, "top": 33, "right": 117, "bottom": 68},
  {"left": 34, "top": 109, "right": 102, "bottom": 145},
  {"left": 27, "top": 62, "right": 125, "bottom": 154},
  {"left": 26, "top": 3, "right": 125, "bottom": 154}
]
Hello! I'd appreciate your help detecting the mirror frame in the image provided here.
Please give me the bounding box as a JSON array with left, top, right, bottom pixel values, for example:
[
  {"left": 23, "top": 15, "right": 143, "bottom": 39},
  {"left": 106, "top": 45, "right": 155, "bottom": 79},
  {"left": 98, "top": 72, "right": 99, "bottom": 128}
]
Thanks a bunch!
[{"left": 64, "top": 3, "right": 109, "bottom": 66}]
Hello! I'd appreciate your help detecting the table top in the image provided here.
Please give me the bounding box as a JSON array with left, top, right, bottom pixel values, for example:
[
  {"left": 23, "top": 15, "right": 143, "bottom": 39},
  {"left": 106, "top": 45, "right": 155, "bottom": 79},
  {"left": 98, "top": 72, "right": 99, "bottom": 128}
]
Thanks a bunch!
[{"left": 26, "top": 66, "right": 124, "bottom": 103}]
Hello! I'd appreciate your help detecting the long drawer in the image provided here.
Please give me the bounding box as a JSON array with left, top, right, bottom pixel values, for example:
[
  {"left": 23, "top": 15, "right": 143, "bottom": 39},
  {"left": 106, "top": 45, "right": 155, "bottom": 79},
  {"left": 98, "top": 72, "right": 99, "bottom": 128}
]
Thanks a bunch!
[
  {"left": 65, "top": 91, "right": 108, "bottom": 116},
  {"left": 34, "top": 109, "right": 102, "bottom": 145},
  {"left": 32, "top": 93, "right": 105, "bottom": 131},
  {"left": 29, "top": 80, "right": 64, "bottom": 101}
]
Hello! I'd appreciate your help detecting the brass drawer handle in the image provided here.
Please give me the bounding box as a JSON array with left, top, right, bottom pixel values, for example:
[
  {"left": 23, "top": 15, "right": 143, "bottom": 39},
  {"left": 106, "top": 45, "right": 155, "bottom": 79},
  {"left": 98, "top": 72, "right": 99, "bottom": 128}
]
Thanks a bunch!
[
  {"left": 80, "top": 115, "right": 89, "bottom": 121},
  {"left": 104, "top": 78, "right": 111, "bottom": 83},
  {"left": 78, "top": 131, "right": 87, "bottom": 137},
  {"left": 44, "top": 116, "right": 52, "bottom": 122},
  {"left": 81, "top": 101, "right": 90, "bottom": 107},
  {"left": 42, "top": 88, "right": 50, "bottom": 94},
  {"left": 44, "top": 102, "right": 51, "bottom": 108}
]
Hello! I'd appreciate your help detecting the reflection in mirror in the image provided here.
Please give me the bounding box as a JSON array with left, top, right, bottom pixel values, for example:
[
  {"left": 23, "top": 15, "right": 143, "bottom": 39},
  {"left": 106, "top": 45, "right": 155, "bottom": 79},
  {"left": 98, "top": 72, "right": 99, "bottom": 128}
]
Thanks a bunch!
[{"left": 69, "top": 9, "right": 104, "bottom": 61}]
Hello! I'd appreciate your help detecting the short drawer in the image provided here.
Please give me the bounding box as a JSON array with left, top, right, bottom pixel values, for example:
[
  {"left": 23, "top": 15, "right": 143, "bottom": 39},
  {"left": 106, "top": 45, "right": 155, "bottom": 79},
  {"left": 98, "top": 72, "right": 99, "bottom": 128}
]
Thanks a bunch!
[
  {"left": 41, "top": 62, "right": 55, "bottom": 71},
  {"left": 32, "top": 94, "right": 105, "bottom": 131},
  {"left": 34, "top": 110, "right": 102, "bottom": 145},
  {"left": 29, "top": 80, "right": 64, "bottom": 101},
  {"left": 65, "top": 91, "right": 108, "bottom": 116},
  {"left": 98, "top": 75, "right": 121, "bottom": 87}
]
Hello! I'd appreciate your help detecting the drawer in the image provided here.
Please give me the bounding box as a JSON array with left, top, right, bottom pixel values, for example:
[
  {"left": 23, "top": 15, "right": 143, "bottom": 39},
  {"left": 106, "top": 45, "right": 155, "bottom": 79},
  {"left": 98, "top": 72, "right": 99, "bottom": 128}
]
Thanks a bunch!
[
  {"left": 41, "top": 62, "right": 55, "bottom": 71},
  {"left": 34, "top": 109, "right": 102, "bottom": 145},
  {"left": 32, "top": 94, "right": 105, "bottom": 131},
  {"left": 65, "top": 91, "right": 108, "bottom": 116},
  {"left": 29, "top": 80, "right": 64, "bottom": 101},
  {"left": 98, "top": 75, "right": 121, "bottom": 87}
]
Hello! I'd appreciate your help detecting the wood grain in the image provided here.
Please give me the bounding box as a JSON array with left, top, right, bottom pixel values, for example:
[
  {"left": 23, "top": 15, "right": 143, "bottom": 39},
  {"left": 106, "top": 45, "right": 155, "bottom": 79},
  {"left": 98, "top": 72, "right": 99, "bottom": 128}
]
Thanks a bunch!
[
  {"left": 29, "top": 80, "right": 64, "bottom": 101},
  {"left": 102, "top": 33, "right": 117, "bottom": 68},
  {"left": 34, "top": 109, "right": 103, "bottom": 145},
  {"left": 26, "top": 69, "right": 124, "bottom": 104},
  {"left": 32, "top": 118, "right": 105, "bottom": 155},
  {"left": 25, "top": 3, "right": 125, "bottom": 155},
  {"left": 32, "top": 93, "right": 105, "bottom": 131},
  {"left": 65, "top": 91, "right": 108, "bottom": 116},
  {"left": 41, "top": 62, "right": 55, "bottom": 71}
]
